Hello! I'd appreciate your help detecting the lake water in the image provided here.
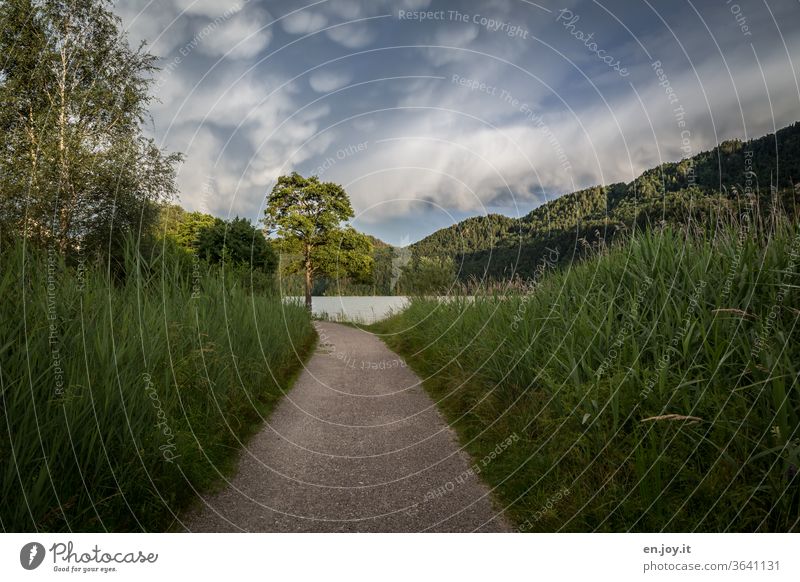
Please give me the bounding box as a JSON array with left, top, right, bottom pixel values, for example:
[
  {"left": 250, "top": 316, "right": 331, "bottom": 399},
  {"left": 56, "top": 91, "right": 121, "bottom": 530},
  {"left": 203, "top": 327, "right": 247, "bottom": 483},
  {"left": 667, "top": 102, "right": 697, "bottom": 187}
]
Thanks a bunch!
[{"left": 284, "top": 296, "right": 410, "bottom": 323}]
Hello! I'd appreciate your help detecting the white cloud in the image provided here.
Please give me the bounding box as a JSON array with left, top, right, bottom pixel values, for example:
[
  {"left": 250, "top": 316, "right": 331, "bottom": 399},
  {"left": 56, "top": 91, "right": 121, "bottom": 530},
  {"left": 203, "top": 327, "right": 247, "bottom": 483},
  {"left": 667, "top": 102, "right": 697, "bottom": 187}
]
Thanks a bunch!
[
  {"left": 422, "top": 24, "right": 481, "bottom": 66},
  {"left": 173, "top": 0, "right": 243, "bottom": 19},
  {"left": 117, "top": 0, "right": 269, "bottom": 59},
  {"left": 398, "top": 0, "right": 433, "bottom": 8},
  {"left": 117, "top": 0, "right": 190, "bottom": 57},
  {"left": 309, "top": 70, "right": 353, "bottom": 93},
  {"left": 435, "top": 24, "right": 480, "bottom": 47},
  {"left": 338, "top": 119, "right": 557, "bottom": 220},
  {"left": 170, "top": 126, "right": 222, "bottom": 213},
  {"left": 327, "top": 0, "right": 365, "bottom": 19},
  {"left": 115, "top": 0, "right": 800, "bottom": 238},
  {"left": 195, "top": 7, "right": 273, "bottom": 59},
  {"left": 326, "top": 22, "right": 377, "bottom": 49},
  {"left": 149, "top": 59, "right": 335, "bottom": 218},
  {"left": 281, "top": 10, "right": 328, "bottom": 34},
  {"left": 315, "top": 29, "right": 800, "bottom": 225}
]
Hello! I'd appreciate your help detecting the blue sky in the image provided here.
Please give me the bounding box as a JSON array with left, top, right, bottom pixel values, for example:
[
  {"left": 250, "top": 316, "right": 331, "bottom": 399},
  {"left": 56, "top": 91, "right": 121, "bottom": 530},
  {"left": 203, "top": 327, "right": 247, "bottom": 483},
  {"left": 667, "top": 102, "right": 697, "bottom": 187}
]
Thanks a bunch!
[{"left": 117, "top": 0, "right": 800, "bottom": 245}]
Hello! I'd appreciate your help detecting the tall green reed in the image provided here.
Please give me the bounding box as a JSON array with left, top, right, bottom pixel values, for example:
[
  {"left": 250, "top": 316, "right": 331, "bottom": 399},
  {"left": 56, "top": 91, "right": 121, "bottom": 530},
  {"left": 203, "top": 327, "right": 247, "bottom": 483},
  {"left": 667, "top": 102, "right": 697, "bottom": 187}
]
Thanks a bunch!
[
  {"left": 374, "top": 217, "right": 800, "bottom": 531},
  {"left": 0, "top": 239, "right": 314, "bottom": 531}
]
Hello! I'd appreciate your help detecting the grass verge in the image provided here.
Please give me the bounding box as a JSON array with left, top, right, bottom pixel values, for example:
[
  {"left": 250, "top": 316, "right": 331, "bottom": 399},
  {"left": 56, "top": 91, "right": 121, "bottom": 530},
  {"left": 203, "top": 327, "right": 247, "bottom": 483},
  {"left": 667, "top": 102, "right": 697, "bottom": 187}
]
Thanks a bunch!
[
  {"left": 1, "top": 240, "right": 315, "bottom": 532},
  {"left": 371, "top": 221, "right": 800, "bottom": 532}
]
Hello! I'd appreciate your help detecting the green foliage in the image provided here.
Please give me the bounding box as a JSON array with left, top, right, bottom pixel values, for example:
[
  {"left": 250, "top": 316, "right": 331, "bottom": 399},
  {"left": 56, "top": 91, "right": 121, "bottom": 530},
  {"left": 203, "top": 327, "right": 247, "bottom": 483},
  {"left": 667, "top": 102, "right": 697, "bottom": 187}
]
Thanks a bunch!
[
  {"left": 411, "top": 213, "right": 522, "bottom": 259},
  {"left": 397, "top": 255, "right": 457, "bottom": 295},
  {"left": 310, "top": 226, "right": 373, "bottom": 283},
  {"left": 278, "top": 236, "right": 398, "bottom": 296},
  {"left": 0, "top": 0, "right": 181, "bottom": 258},
  {"left": 371, "top": 243, "right": 397, "bottom": 295},
  {"left": 0, "top": 238, "right": 315, "bottom": 531},
  {"left": 157, "top": 205, "right": 277, "bottom": 293},
  {"left": 265, "top": 173, "right": 353, "bottom": 245},
  {"left": 264, "top": 172, "right": 373, "bottom": 304},
  {"left": 158, "top": 205, "right": 216, "bottom": 250},
  {"left": 196, "top": 217, "right": 277, "bottom": 275},
  {"left": 374, "top": 217, "right": 800, "bottom": 532}
]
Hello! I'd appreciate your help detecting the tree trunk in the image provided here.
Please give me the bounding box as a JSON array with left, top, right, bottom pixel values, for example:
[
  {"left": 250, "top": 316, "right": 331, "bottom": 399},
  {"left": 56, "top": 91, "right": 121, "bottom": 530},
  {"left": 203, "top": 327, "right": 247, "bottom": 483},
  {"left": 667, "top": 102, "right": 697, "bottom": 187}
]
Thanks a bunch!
[
  {"left": 304, "top": 245, "right": 313, "bottom": 312},
  {"left": 57, "top": 38, "right": 70, "bottom": 253},
  {"left": 24, "top": 107, "right": 40, "bottom": 240}
]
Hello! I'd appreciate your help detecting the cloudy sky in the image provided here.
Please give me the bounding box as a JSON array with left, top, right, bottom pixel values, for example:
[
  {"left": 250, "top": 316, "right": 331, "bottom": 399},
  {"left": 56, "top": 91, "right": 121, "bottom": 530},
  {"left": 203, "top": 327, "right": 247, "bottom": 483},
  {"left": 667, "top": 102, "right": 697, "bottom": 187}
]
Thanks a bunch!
[{"left": 116, "top": 0, "right": 800, "bottom": 245}]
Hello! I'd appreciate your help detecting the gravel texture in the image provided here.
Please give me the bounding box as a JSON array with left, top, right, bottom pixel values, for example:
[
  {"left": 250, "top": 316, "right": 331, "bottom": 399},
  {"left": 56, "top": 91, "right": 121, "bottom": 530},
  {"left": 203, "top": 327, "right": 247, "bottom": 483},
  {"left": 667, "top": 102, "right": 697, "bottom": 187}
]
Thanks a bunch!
[{"left": 182, "top": 321, "right": 510, "bottom": 532}]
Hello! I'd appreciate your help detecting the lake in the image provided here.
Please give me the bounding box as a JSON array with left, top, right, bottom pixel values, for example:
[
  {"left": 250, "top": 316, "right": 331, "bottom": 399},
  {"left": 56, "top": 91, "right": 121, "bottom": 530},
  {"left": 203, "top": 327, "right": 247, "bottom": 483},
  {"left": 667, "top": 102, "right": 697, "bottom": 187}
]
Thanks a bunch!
[{"left": 284, "top": 296, "right": 410, "bottom": 323}]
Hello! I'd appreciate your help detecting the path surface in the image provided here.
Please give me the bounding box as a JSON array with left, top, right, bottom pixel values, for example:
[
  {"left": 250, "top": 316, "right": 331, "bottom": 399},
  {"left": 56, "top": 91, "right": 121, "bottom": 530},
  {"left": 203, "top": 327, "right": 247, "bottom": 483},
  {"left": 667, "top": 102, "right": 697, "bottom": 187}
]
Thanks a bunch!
[{"left": 183, "top": 322, "right": 509, "bottom": 532}]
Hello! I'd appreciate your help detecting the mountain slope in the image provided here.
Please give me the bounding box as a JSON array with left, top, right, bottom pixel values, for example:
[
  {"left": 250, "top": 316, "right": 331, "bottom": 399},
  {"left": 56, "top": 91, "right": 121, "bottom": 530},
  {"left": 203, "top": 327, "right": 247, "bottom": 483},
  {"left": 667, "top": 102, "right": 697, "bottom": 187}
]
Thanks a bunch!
[{"left": 409, "top": 122, "right": 800, "bottom": 281}]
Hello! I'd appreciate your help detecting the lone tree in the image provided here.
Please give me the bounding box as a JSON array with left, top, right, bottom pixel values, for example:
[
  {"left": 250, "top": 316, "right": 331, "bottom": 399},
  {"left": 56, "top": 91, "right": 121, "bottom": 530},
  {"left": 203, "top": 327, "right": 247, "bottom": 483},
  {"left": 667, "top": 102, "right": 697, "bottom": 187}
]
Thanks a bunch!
[{"left": 264, "top": 172, "right": 372, "bottom": 310}]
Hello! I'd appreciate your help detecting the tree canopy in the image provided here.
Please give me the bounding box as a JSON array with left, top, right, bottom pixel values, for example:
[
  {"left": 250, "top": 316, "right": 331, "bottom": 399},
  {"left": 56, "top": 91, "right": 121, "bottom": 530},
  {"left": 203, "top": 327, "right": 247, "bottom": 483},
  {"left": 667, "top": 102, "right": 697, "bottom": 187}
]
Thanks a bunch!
[
  {"left": 0, "top": 0, "right": 180, "bottom": 258},
  {"left": 197, "top": 216, "right": 277, "bottom": 274},
  {"left": 264, "top": 172, "right": 373, "bottom": 308},
  {"left": 159, "top": 205, "right": 277, "bottom": 274}
]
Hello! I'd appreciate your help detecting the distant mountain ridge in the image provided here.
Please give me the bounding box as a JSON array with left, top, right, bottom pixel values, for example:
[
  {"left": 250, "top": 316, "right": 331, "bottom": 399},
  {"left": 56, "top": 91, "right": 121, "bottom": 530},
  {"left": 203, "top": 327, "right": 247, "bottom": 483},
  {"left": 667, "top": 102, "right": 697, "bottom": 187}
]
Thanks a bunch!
[{"left": 408, "top": 122, "right": 800, "bottom": 281}]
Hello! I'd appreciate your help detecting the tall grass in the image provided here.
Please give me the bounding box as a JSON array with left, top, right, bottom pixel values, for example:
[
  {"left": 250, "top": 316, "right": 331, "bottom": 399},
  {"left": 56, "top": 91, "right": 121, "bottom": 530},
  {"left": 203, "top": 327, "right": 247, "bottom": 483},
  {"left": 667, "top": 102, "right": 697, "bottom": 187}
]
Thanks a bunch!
[
  {"left": 373, "top": 218, "right": 800, "bottom": 531},
  {"left": 0, "top": 240, "right": 315, "bottom": 531}
]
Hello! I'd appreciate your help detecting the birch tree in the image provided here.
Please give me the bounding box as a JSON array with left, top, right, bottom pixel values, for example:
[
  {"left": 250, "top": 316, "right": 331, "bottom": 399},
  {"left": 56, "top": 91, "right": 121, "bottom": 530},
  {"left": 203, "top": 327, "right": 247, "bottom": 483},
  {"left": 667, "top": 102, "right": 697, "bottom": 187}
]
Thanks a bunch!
[{"left": 0, "top": 0, "right": 180, "bottom": 257}]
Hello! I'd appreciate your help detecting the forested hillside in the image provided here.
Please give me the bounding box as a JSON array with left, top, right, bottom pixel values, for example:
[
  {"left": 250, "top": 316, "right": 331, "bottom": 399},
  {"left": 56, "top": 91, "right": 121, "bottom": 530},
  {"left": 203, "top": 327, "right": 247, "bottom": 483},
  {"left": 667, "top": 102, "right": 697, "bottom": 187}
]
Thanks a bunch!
[{"left": 406, "top": 122, "right": 800, "bottom": 284}]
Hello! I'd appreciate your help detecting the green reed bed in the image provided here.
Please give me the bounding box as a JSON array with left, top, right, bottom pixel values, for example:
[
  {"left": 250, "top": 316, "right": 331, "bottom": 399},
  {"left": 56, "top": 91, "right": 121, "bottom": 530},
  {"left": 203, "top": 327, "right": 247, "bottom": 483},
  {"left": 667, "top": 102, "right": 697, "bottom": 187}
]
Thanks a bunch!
[
  {"left": 373, "top": 221, "right": 800, "bottom": 531},
  {"left": 0, "top": 241, "right": 315, "bottom": 531}
]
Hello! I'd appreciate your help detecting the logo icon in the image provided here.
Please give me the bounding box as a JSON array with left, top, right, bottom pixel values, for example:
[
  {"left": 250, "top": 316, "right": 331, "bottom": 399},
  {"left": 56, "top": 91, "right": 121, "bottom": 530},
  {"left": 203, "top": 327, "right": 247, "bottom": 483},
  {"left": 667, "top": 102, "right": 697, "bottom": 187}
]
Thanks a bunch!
[{"left": 20, "top": 542, "right": 46, "bottom": 570}]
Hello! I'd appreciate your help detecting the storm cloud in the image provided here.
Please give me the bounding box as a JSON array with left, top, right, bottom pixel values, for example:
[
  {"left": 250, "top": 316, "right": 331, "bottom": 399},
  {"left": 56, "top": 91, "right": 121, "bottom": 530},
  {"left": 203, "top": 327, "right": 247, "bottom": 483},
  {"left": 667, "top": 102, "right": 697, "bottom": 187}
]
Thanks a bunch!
[{"left": 117, "top": 0, "right": 800, "bottom": 245}]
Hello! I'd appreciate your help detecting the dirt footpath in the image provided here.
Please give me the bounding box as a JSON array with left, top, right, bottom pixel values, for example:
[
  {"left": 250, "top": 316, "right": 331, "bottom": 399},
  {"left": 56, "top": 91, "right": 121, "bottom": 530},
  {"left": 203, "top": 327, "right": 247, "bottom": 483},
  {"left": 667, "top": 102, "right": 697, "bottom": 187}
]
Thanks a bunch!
[{"left": 183, "top": 322, "right": 510, "bottom": 532}]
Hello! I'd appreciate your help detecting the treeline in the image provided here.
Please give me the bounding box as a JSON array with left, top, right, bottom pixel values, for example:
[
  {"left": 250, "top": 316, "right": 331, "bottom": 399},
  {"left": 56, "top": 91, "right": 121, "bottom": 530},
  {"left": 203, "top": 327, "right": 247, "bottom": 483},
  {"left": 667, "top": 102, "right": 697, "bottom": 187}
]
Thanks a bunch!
[
  {"left": 159, "top": 204, "right": 278, "bottom": 293},
  {"left": 405, "top": 122, "right": 800, "bottom": 288}
]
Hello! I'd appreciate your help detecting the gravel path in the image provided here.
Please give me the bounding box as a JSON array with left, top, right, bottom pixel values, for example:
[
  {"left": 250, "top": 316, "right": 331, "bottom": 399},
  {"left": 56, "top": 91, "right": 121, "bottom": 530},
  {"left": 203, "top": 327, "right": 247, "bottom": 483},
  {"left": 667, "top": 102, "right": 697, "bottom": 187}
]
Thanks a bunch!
[{"left": 182, "top": 321, "right": 510, "bottom": 532}]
